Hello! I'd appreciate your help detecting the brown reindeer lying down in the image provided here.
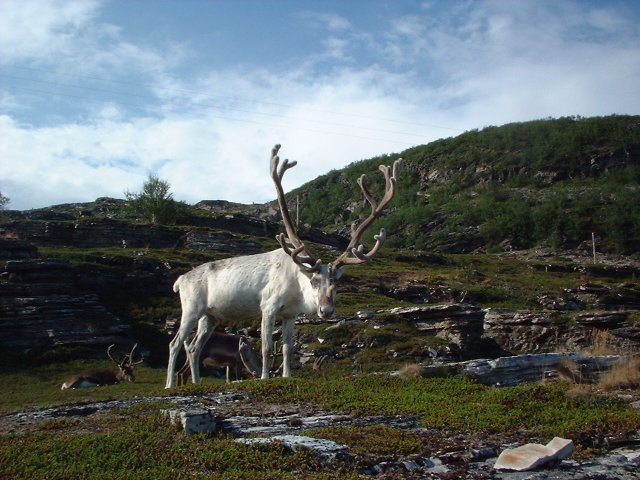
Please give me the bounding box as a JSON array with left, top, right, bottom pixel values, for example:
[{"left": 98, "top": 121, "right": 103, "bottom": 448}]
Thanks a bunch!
[{"left": 61, "top": 344, "right": 143, "bottom": 389}]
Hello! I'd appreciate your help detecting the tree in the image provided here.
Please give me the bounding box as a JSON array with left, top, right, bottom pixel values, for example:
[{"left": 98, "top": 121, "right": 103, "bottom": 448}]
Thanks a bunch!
[
  {"left": 124, "top": 175, "right": 180, "bottom": 224},
  {"left": 0, "top": 191, "right": 9, "bottom": 210}
]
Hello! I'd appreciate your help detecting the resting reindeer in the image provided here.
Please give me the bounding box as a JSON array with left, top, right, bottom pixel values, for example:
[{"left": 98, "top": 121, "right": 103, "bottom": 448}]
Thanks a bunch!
[
  {"left": 165, "top": 144, "right": 400, "bottom": 388},
  {"left": 175, "top": 330, "right": 261, "bottom": 385},
  {"left": 61, "top": 344, "right": 143, "bottom": 389}
]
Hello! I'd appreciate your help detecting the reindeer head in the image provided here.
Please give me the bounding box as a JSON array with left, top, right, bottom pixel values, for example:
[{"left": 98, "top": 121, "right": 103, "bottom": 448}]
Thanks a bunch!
[
  {"left": 270, "top": 144, "right": 400, "bottom": 319},
  {"left": 107, "top": 343, "right": 143, "bottom": 382}
]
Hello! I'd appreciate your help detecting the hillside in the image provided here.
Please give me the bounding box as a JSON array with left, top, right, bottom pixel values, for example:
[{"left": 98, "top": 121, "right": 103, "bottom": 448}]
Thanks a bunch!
[
  {"left": 1, "top": 114, "right": 639, "bottom": 367},
  {"left": 290, "top": 115, "right": 640, "bottom": 254}
]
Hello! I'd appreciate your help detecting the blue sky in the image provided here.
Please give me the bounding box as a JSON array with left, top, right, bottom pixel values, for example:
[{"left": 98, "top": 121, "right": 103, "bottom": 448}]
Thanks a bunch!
[{"left": 1, "top": 0, "right": 639, "bottom": 210}]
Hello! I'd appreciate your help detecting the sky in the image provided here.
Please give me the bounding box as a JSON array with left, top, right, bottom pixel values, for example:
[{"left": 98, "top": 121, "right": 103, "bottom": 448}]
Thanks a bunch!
[{"left": 1, "top": 0, "right": 639, "bottom": 211}]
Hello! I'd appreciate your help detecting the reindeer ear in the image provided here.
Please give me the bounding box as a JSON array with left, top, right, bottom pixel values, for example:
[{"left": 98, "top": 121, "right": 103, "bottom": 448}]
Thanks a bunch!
[{"left": 334, "top": 265, "right": 345, "bottom": 280}]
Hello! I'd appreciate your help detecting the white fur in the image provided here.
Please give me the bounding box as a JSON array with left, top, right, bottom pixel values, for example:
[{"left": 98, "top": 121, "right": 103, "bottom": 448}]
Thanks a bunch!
[{"left": 165, "top": 249, "right": 341, "bottom": 388}]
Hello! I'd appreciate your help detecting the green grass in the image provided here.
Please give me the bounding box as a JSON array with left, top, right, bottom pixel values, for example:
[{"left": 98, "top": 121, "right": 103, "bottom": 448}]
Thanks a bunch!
[
  {"left": 0, "top": 361, "right": 168, "bottom": 414},
  {"left": 231, "top": 376, "right": 640, "bottom": 441},
  {"left": 0, "top": 412, "right": 351, "bottom": 480},
  {"left": 1, "top": 363, "right": 639, "bottom": 479}
]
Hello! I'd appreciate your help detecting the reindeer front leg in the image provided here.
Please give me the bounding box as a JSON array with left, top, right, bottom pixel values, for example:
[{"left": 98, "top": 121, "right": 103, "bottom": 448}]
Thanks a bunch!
[
  {"left": 281, "top": 318, "right": 295, "bottom": 378},
  {"left": 261, "top": 312, "right": 276, "bottom": 380}
]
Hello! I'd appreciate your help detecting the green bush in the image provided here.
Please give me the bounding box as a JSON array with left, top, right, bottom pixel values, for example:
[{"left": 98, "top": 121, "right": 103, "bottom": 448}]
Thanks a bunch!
[{"left": 124, "top": 175, "right": 185, "bottom": 225}]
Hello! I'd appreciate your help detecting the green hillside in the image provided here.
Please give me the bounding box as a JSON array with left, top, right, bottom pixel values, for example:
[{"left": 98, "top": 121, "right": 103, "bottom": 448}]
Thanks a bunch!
[{"left": 291, "top": 115, "right": 640, "bottom": 254}]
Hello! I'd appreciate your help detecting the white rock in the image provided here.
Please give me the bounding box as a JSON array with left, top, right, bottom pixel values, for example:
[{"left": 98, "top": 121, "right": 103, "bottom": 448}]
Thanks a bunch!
[
  {"left": 162, "top": 409, "right": 217, "bottom": 435},
  {"left": 546, "top": 436, "right": 575, "bottom": 460},
  {"left": 494, "top": 437, "right": 574, "bottom": 471}
]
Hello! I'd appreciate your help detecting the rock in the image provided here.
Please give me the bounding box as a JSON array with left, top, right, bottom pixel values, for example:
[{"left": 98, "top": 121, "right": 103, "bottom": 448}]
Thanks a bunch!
[
  {"left": 458, "top": 352, "right": 621, "bottom": 386},
  {"left": 419, "top": 351, "right": 624, "bottom": 386},
  {"left": 0, "top": 257, "right": 130, "bottom": 353},
  {"left": 575, "top": 311, "right": 629, "bottom": 328},
  {"left": 494, "top": 437, "right": 574, "bottom": 471},
  {"left": 483, "top": 308, "right": 639, "bottom": 353},
  {"left": 237, "top": 435, "right": 352, "bottom": 465},
  {"left": 387, "top": 304, "right": 484, "bottom": 357},
  {"left": 184, "top": 230, "right": 261, "bottom": 254},
  {"left": 2, "top": 219, "right": 183, "bottom": 249},
  {"left": 162, "top": 409, "right": 217, "bottom": 435},
  {"left": 0, "top": 238, "right": 39, "bottom": 260},
  {"left": 387, "top": 282, "right": 455, "bottom": 304}
]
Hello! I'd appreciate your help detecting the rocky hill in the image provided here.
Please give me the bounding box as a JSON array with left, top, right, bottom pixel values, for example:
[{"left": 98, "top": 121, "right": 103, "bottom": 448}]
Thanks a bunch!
[
  {"left": 1, "top": 115, "right": 639, "bottom": 370},
  {"left": 290, "top": 115, "right": 640, "bottom": 254}
]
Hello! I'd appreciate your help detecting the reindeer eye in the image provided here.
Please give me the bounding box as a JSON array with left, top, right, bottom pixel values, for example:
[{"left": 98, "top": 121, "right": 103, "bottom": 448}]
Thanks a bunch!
[{"left": 310, "top": 275, "right": 321, "bottom": 287}]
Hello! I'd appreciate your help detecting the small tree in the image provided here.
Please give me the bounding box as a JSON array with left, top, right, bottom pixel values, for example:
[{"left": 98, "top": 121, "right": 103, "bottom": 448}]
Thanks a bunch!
[
  {"left": 0, "top": 191, "right": 9, "bottom": 210},
  {"left": 124, "top": 174, "right": 179, "bottom": 224}
]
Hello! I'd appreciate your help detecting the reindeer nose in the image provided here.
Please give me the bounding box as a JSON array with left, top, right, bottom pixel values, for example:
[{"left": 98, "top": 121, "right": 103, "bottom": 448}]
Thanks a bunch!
[{"left": 319, "top": 300, "right": 334, "bottom": 318}]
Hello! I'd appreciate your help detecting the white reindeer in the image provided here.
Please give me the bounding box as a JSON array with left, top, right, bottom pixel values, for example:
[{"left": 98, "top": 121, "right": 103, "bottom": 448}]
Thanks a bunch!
[
  {"left": 175, "top": 330, "right": 261, "bottom": 385},
  {"left": 165, "top": 144, "right": 400, "bottom": 388},
  {"left": 61, "top": 344, "right": 143, "bottom": 389}
]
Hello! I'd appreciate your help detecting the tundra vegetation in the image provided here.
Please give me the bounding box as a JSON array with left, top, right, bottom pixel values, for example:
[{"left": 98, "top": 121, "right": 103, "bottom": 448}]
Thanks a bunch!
[{"left": 1, "top": 116, "right": 639, "bottom": 478}]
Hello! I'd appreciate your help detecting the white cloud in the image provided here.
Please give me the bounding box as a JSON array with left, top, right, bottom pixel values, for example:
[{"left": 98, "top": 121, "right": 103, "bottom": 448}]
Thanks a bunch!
[
  {"left": 0, "top": 0, "right": 102, "bottom": 62},
  {"left": 1, "top": 0, "right": 639, "bottom": 211}
]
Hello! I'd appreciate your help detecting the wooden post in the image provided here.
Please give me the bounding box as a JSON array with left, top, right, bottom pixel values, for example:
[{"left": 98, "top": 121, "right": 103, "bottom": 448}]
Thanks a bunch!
[{"left": 592, "top": 232, "right": 596, "bottom": 264}]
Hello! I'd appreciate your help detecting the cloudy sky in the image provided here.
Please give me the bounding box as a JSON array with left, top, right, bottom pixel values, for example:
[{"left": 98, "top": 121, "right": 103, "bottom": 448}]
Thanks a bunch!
[{"left": 1, "top": 0, "right": 639, "bottom": 210}]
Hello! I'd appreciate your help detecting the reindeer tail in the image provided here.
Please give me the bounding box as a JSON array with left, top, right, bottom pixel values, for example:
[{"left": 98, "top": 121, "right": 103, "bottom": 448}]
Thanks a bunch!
[{"left": 172, "top": 276, "right": 182, "bottom": 293}]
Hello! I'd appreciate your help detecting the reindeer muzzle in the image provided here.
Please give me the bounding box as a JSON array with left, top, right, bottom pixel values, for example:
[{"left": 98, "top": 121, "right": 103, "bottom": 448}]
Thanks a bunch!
[{"left": 318, "top": 298, "right": 335, "bottom": 318}]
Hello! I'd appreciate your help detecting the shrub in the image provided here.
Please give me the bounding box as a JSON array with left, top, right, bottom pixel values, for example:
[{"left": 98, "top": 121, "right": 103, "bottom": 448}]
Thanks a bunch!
[{"left": 124, "top": 175, "right": 183, "bottom": 224}]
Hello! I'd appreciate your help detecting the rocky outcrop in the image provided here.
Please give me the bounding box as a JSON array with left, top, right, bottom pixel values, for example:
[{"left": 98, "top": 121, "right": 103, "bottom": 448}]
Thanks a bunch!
[
  {"left": 184, "top": 230, "right": 261, "bottom": 254},
  {"left": 2, "top": 219, "right": 183, "bottom": 249},
  {"left": 0, "top": 238, "right": 39, "bottom": 259},
  {"left": 483, "top": 308, "right": 640, "bottom": 354},
  {"left": 239, "top": 435, "right": 353, "bottom": 466},
  {"left": 386, "top": 304, "right": 485, "bottom": 357},
  {"left": 0, "top": 257, "right": 129, "bottom": 352},
  {"left": 456, "top": 352, "right": 621, "bottom": 386}
]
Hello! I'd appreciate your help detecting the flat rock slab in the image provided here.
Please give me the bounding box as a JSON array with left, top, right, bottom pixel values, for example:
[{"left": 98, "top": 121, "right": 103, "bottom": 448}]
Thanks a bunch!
[
  {"left": 237, "top": 434, "right": 353, "bottom": 464},
  {"left": 494, "top": 437, "right": 574, "bottom": 471}
]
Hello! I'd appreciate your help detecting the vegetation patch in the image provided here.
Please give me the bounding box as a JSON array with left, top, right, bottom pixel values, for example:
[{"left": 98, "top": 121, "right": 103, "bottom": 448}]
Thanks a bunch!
[
  {"left": 312, "top": 424, "right": 425, "bottom": 456},
  {"left": 230, "top": 376, "right": 640, "bottom": 444},
  {"left": 0, "top": 412, "right": 348, "bottom": 480}
]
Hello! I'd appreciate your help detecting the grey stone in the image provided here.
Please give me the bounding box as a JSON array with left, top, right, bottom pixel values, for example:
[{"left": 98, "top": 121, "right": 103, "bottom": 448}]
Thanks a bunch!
[
  {"left": 459, "top": 353, "right": 620, "bottom": 386},
  {"left": 237, "top": 435, "right": 352, "bottom": 465},
  {"left": 163, "top": 409, "right": 217, "bottom": 435}
]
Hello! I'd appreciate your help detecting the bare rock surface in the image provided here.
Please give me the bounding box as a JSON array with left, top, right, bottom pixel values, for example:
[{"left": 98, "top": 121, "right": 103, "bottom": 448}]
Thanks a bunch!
[{"left": 455, "top": 352, "right": 621, "bottom": 386}]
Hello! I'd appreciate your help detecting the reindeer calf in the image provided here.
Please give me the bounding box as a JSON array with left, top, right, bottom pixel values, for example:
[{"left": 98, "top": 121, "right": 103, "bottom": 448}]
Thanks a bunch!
[{"left": 176, "top": 331, "right": 261, "bottom": 385}]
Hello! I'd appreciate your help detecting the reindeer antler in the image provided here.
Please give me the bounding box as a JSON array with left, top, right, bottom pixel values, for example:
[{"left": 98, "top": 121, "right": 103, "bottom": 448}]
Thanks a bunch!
[
  {"left": 332, "top": 158, "right": 401, "bottom": 268},
  {"left": 127, "top": 343, "right": 144, "bottom": 365},
  {"left": 271, "top": 144, "right": 321, "bottom": 272},
  {"left": 107, "top": 343, "right": 143, "bottom": 367},
  {"left": 106, "top": 344, "right": 119, "bottom": 365}
]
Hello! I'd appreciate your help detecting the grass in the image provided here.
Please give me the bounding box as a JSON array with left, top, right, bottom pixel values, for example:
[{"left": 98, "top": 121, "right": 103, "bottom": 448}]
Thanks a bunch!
[
  {"left": 598, "top": 356, "right": 640, "bottom": 391},
  {"left": 0, "top": 361, "right": 168, "bottom": 414},
  {"left": 0, "top": 412, "right": 348, "bottom": 480},
  {"left": 231, "top": 375, "right": 640, "bottom": 441},
  {"left": 1, "top": 361, "right": 639, "bottom": 479},
  {"left": 312, "top": 424, "right": 426, "bottom": 457}
]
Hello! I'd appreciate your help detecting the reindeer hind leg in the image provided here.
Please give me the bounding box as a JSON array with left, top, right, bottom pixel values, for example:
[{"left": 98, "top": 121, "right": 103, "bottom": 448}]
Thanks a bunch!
[
  {"left": 187, "top": 315, "right": 216, "bottom": 384},
  {"left": 166, "top": 303, "right": 204, "bottom": 389}
]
